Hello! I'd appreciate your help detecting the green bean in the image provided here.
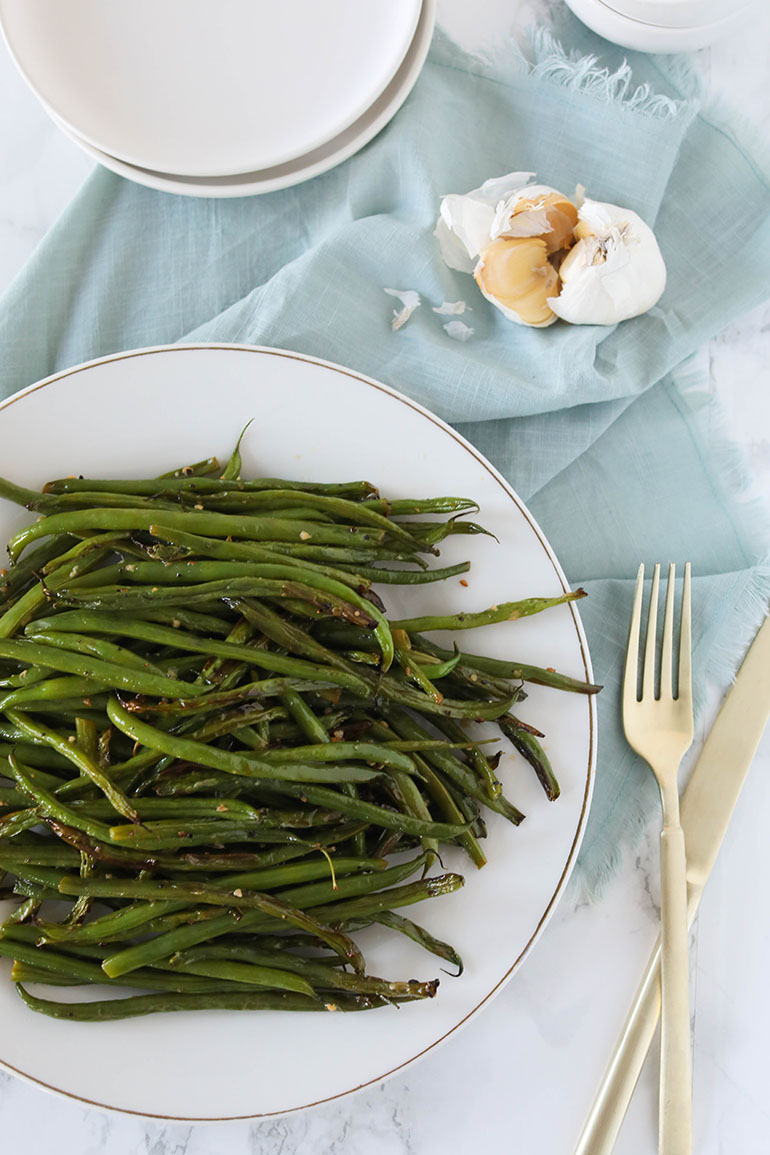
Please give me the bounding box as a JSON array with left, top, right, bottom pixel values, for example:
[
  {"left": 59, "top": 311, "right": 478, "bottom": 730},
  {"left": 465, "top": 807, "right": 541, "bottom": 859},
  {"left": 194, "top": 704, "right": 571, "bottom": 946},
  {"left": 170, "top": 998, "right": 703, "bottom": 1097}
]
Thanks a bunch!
[
  {"left": 0, "top": 663, "right": 53, "bottom": 689},
  {"left": 291, "top": 873, "right": 464, "bottom": 926},
  {"left": 42, "top": 475, "right": 378, "bottom": 499},
  {"left": 64, "top": 795, "right": 274, "bottom": 823},
  {"left": 431, "top": 715, "right": 502, "bottom": 800},
  {"left": 9, "top": 962, "right": 259, "bottom": 994},
  {"left": 0, "top": 536, "right": 78, "bottom": 603},
  {"left": 255, "top": 543, "right": 429, "bottom": 568},
  {"left": 171, "top": 944, "right": 440, "bottom": 999},
  {"left": 243, "top": 778, "right": 469, "bottom": 840},
  {"left": 0, "top": 784, "right": 30, "bottom": 809},
  {"left": 15, "top": 984, "right": 392, "bottom": 1019},
  {"left": 158, "top": 956, "right": 320, "bottom": 998},
  {"left": 5, "top": 755, "right": 121, "bottom": 839},
  {"left": 0, "top": 676, "right": 110, "bottom": 711},
  {"left": 422, "top": 640, "right": 601, "bottom": 694},
  {"left": 26, "top": 615, "right": 371, "bottom": 697},
  {"left": 411, "top": 648, "right": 463, "bottom": 680},
  {"left": 7, "top": 719, "right": 139, "bottom": 823},
  {"left": 361, "top": 497, "right": 479, "bottom": 516},
  {"left": 378, "top": 674, "right": 517, "bottom": 721},
  {"left": 143, "top": 527, "right": 371, "bottom": 591},
  {"left": 338, "top": 561, "right": 471, "bottom": 586},
  {"left": 499, "top": 716, "right": 560, "bottom": 801},
  {"left": 0, "top": 807, "right": 44, "bottom": 840},
  {"left": 26, "top": 630, "right": 168, "bottom": 676},
  {"left": 0, "top": 546, "right": 117, "bottom": 639},
  {"left": 261, "top": 741, "right": 418, "bottom": 774},
  {"left": 219, "top": 422, "right": 251, "bottom": 481},
  {"left": 8, "top": 508, "right": 387, "bottom": 562},
  {"left": 394, "top": 643, "right": 443, "bottom": 704},
  {"left": 0, "top": 842, "right": 81, "bottom": 869},
  {"left": 401, "top": 518, "right": 493, "bottom": 544},
  {"left": 165, "top": 489, "right": 420, "bottom": 544},
  {"left": 41, "top": 533, "right": 132, "bottom": 577},
  {"left": 391, "top": 590, "right": 587, "bottom": 633},
  {"left": 0, "top": 638, "right": 202, "bottom": 700},
  {"left": 74, "top": 716, "right": 98, "bottom": 762},
  {"left": 132, "top": 607, "right": 234, "bottom": 636},
  {"left": 236, "top": 599, "right": 348, "bottom": 667},
  {"left": 346, "top": 911, "right": 464, "bottom": 974},
  {"left": 0, "top": 476, "right": 59, "bottom": 511}
]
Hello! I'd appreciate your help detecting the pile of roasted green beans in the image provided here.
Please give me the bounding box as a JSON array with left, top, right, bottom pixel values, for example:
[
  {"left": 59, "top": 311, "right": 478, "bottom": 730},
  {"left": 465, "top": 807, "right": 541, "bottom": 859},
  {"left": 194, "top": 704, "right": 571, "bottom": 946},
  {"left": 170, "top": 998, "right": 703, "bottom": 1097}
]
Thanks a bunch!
[{"left": 0, "top": 444, "right": 599, "bottom": 1020}]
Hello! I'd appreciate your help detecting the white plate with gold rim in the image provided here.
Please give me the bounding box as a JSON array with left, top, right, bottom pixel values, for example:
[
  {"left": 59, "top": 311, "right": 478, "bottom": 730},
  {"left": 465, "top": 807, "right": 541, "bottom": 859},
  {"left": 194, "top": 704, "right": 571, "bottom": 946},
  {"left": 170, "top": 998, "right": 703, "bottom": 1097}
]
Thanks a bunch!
[
  {"left": 0, "top": 0, "right": 422, "bottom": 177},
  {"left": 0, "top": 344, "right": 596, "bottom": 1120}
]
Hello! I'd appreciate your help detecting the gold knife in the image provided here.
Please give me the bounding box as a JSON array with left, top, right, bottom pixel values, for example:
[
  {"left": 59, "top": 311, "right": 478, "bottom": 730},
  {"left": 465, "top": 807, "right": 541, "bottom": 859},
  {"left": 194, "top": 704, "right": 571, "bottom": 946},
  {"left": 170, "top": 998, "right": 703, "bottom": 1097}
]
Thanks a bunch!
[{"left": 575, "top": 613, "right": 770, "bottom": 1155}]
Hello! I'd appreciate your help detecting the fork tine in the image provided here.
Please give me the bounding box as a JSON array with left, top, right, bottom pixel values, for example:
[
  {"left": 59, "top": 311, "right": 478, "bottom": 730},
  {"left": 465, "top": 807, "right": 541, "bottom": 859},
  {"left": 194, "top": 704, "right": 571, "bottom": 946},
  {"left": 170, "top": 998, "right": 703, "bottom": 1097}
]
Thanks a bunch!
[
  {"left": 678, "top": 561, "right": 692, "bottom": 705},
  {"left": 642, "top": 563, "right": 661, "bottom": 700},
  {"left": 623, "top": 563, "right": 645, "bottom": 710},
  {"left": 660, "top": 562, "right": 676, "bottom": 700}
]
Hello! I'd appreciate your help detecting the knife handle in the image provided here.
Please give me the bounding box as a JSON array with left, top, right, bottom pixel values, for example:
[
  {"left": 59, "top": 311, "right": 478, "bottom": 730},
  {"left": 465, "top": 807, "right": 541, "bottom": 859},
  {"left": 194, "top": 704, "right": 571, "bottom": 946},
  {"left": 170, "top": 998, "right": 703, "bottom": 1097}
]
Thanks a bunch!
[{"left": 573, "top": 883, "right": 703, "bottom": 1155}]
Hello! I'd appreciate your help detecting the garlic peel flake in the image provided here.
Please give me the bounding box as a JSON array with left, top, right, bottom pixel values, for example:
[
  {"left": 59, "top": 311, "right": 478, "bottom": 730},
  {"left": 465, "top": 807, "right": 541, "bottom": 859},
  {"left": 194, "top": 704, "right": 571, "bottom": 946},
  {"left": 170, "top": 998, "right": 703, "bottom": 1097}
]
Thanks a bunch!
[
  {"left": 384, "top": 287, "right": 421, "bottom": 331},
  {"left": 443, "top": 320, "right": 474, "bottom": 342},
  {"left": 433, "top": 300, "right": 468, "bottom": 315}
]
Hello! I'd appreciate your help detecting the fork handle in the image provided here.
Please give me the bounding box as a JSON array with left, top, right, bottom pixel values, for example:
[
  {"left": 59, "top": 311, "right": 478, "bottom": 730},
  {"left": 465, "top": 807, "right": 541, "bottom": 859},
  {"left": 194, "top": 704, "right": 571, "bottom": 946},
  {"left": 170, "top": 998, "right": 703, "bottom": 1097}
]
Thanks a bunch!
[{"left": 659, "top": 823, "right": 692, "bottom": 1154}]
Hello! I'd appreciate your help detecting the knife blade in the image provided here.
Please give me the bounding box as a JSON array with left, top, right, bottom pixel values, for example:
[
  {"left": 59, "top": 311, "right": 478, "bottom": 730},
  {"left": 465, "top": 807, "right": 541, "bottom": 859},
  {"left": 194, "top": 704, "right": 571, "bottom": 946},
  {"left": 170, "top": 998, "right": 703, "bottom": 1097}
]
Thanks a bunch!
[{"left": 575, "top": 613, "right": 770, "bottom": 1155}]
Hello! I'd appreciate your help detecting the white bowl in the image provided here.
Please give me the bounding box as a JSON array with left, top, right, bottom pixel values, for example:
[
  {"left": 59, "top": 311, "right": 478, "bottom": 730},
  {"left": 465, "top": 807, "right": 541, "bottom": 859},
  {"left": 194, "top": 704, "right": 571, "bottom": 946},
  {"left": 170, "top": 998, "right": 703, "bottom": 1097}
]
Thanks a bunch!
[{"left": 565, "top": 0, "right": 753, "bottom": 52}]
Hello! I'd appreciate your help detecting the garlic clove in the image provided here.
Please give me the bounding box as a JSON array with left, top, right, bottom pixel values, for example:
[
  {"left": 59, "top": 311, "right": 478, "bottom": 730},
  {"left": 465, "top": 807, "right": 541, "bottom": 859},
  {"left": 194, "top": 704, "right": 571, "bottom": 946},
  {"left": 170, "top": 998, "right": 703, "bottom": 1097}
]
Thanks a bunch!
[
  {"left": 549, "top": 199, "right": 666, "bottom": 326},
  {"left": 475, "top": 236, "right": 559, "bottom": 328},
  {"left": 516, "top": 192, "right": 577, "bottom": 254},
  {"left": 491, "top": 185, "right": 578, "bottom": 254}
]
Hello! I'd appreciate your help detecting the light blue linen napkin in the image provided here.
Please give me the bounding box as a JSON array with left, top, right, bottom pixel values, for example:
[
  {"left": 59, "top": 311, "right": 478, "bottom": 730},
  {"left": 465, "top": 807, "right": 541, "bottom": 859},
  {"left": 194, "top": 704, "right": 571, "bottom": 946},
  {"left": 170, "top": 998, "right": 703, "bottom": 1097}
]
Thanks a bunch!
[{"left": 0, "top": 18, "right": 768, "bottom": 892}]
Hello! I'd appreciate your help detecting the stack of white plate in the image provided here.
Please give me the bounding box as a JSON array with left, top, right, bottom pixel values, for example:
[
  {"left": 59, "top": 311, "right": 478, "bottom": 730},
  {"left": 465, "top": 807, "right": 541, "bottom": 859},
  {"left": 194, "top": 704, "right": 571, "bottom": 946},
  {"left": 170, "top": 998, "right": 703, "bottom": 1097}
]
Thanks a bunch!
[{"left": 0, "top": 0, "right": 435, "bottom": 197}]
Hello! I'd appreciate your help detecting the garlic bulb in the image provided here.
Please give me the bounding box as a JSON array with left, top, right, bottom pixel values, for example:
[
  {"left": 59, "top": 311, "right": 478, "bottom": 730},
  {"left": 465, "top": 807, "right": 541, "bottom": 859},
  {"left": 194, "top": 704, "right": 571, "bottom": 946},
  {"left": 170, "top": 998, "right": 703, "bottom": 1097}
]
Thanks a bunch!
[
  {"left": 476, "top": 237, "right": 559, "bottom": 328},
  {"left": 548, "top": 200, "right": 666, "bottom": 326},
  {"left": 435, "top": 173, "right": 666, "bottom": 329}
]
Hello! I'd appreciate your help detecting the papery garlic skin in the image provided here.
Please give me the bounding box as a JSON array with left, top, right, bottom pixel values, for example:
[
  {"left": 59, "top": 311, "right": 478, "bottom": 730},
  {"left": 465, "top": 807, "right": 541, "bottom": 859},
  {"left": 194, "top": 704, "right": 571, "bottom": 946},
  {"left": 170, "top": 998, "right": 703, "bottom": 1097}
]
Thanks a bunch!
[
  {"left": 434, "top": 171, "right": 535, "bottom": 272},
  {"left": 549, "top": 200, "right": 666, "bottom": 326},
  {"left": 475, "top": 237, "right": 559, "bottom": 328}
]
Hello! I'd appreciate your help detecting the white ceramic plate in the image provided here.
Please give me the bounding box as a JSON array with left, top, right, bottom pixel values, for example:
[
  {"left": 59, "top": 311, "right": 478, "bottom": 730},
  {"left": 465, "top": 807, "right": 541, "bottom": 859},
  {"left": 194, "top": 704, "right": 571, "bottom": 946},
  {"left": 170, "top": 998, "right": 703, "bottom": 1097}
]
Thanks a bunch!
[
  {"left": 40, "top": 0, "right": 435, "bottom": 199},
  {"left": 0, "top": 344, "right": 596, "bottom": 1120},
  {"left": 0, "top": 0, "right": 421, "bottom": 176}
]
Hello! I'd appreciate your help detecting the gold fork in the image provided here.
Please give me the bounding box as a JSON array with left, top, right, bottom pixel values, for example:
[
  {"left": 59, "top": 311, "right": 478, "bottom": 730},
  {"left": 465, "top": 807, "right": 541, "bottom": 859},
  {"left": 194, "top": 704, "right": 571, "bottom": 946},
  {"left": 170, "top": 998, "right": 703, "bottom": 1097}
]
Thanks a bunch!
[{"left": 623, "top": 562, "right": 694, "bottom": 1155}]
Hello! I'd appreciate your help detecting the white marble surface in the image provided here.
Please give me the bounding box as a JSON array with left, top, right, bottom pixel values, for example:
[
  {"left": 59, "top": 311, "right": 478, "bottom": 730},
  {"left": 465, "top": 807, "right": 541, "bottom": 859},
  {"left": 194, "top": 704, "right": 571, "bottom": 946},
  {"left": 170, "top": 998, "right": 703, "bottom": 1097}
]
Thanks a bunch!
[{"left": 0, "top": 2, "right": 769, "bottom": 1152}]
